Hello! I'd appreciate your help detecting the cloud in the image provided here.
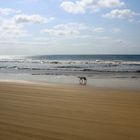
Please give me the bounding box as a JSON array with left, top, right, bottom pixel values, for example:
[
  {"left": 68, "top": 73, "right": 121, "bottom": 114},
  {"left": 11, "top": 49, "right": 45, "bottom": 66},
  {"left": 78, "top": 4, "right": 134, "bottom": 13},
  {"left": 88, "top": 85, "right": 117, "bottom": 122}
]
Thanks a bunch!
[
  {"left": 103, "top": 9, "right": 139, "bottom": 19},
  {"left": 61, "top": 0, "right": 124, "bottom": 14},
  {"left": 112, "top": 28, "right": 121, "bottom": 33},
  {"left": 93, "top": 27, "right": 105, "bottom": 32},
  {"left": 2, "top": 24, "right": 27, "bottom": 37},
  {"left": 0, "top": 8, "right": 21, "bottom": 15},
  {"left": 41, "top": 23, "right": 88, "bottom": 36},
  {"left": 97, "top": 0, "right": 124, "bottom": 8},
  {"left": 60, "top": 1, "right": 85, "bottom": 14},
  {"left": 0, "top": 19, "right": 29, "bottom": 42},
  {"left": 0, "top": 9, "right": 55, "bottom": 50},
  {"left": 13, "top": 14, "right": 54, "bottom": 24},
  {"left": 41, "top": 23, "right": 106, "bottom": 39}
]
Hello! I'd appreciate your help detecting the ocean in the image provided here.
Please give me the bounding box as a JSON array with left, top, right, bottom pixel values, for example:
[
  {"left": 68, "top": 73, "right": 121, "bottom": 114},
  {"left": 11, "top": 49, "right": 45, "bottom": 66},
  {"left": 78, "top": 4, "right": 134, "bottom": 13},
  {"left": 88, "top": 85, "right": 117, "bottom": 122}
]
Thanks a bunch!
[{"left": 0, "top": 55, "right": 140, "bottom": 88}]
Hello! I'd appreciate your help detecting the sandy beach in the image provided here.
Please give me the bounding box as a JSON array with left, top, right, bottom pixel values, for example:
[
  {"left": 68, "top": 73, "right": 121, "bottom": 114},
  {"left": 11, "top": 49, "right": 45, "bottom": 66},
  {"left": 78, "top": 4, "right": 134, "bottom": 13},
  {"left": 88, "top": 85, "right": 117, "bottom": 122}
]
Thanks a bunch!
[{"left": 0, "top": 81, "right": 140, "bottom": 140}]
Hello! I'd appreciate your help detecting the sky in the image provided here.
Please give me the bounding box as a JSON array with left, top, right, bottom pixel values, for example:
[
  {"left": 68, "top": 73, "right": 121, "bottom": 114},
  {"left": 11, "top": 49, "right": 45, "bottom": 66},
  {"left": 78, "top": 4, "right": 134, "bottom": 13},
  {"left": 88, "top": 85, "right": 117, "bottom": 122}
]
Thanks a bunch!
[{"left": 0, "top": 0, "right": 140, "bottom": 55}]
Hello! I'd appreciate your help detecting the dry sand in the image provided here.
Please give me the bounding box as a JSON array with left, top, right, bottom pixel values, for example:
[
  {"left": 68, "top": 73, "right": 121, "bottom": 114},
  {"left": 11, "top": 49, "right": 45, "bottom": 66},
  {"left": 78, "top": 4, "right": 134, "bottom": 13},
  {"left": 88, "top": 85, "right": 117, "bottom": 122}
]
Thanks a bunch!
[{"left": 0, "top": 82, "right": 140, "bottom": 140}]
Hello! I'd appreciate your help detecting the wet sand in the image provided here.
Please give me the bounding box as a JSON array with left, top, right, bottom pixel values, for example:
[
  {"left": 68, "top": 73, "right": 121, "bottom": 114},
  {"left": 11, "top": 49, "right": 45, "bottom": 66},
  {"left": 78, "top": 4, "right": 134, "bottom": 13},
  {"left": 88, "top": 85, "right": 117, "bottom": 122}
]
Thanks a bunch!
[{"left": 0, "top": 82, "right": 140, "bottom": 140}]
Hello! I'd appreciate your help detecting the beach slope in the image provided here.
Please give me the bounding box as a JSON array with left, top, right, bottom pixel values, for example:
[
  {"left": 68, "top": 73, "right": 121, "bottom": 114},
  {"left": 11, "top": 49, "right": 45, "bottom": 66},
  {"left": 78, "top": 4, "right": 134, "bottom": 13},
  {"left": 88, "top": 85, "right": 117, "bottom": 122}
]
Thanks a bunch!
[{"left": 0, "top": 82, "right": 140, "bottom": 140}]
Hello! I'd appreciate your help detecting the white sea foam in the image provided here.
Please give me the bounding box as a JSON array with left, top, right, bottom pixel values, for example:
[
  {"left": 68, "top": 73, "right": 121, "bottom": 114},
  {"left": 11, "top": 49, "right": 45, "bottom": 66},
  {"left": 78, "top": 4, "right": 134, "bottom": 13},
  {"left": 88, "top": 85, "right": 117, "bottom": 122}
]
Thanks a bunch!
[{"left": 0, "top": 55, "right": 139, "bottom": 76}]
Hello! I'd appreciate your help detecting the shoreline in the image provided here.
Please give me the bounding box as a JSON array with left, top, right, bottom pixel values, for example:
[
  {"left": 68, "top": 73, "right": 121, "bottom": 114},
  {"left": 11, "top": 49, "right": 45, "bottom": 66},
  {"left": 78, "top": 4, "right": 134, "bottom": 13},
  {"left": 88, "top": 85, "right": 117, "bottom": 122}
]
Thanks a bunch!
[{"left": 0, "top": 78, "right": 140, "bottom": 91}]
